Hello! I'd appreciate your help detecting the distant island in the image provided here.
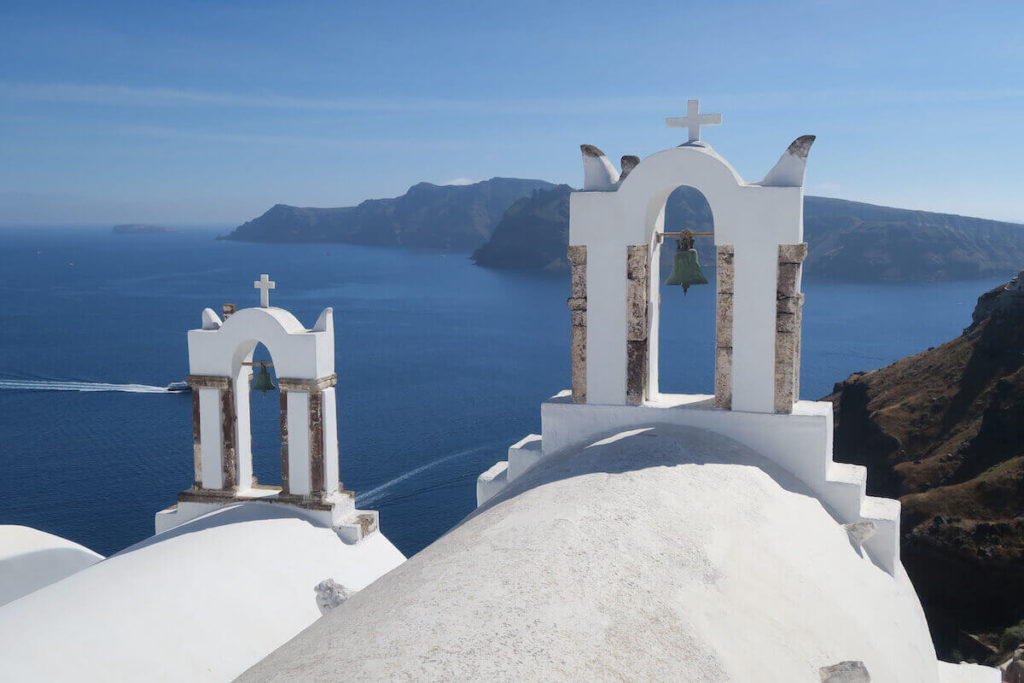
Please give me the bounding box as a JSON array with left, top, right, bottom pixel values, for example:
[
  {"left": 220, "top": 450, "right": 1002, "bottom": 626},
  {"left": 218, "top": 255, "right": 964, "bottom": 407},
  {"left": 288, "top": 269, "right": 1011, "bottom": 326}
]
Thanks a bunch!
[
  {"left": 221, "top": 178, "right": 552, "bottom": 250},
  {"left": 222, "top": 178, "right": 1024, "bottom": 283},
  {"left": 112, "top": 224, "right": 175, "bottom": 234}
]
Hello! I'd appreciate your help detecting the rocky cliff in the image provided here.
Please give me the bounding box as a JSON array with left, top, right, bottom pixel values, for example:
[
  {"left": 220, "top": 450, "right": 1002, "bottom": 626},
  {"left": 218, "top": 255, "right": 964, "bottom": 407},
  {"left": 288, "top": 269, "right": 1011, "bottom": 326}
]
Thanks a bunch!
[
  {"left": 470, "top": 185, "right": 574, "bottom": 270},
  {"left": 225, "top": 174, "right": 1024, "bottom": 282},
  {"left": 221, "top": 178, "right": 553, "bottom": 250},
  {"left": 472, "top": 185, "right": 714, "bottom": 270},
  {"left": 826, "top": 275, "right": 1024, "bottom": 659},
  {"left": 472, "top": 189, "right": 1024, "bottom": 282}
]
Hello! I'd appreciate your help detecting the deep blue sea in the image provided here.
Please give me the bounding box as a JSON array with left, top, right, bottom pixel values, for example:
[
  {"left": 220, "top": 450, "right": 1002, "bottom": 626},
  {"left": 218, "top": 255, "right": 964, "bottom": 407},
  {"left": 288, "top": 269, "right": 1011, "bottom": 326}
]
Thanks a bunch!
[{"left": 0, "top": 226, "right": 1007, "bottom": 558}]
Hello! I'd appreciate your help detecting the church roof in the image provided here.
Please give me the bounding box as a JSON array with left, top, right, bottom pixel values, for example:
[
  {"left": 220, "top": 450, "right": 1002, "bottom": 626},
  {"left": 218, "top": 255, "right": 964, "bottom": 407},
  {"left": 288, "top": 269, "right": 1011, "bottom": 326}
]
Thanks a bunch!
[
  {"left": 0, "top": 525, "right": 103, "bottom": 607},
  {"left": 0, "top": 503, "right": 404, "bottom": 682},
  {"left": 241, "top": 424, "right": 943, "bottom": 682}
]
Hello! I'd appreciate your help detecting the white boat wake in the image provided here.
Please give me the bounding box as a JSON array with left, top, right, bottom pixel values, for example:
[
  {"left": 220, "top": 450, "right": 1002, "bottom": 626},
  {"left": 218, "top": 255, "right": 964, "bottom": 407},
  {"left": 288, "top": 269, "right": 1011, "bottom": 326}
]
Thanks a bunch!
[
  {"left": 356, "top": 440, "right": 507, "bottom": 508},
  {"left": 0, "top": 379, "right": 172, "bottom": 394}
]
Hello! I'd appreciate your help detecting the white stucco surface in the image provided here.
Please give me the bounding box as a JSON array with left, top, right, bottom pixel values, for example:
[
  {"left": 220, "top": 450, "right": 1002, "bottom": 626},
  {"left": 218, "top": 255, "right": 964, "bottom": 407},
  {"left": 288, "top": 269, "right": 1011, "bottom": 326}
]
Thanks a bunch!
[
  {"left": 188, "top": 306, "right": 334, "bottom": 380},
  {"left": 198, "top": 385, "right": 223, "bottom": 488},
  {"left": 0, "top": 503, "right": 404, "bottom": 682},
  {"left": 937, "top": 661, "right": 1001, "bottom": 683},
  {"left": 0, "top": 525, "right": 102, "bottom": 607},
  {"left": 242, "top": 425, "right": 947, "bottom": 682},
  {"left": 482, "top": 394, "right": 901, "bottom": 575}
]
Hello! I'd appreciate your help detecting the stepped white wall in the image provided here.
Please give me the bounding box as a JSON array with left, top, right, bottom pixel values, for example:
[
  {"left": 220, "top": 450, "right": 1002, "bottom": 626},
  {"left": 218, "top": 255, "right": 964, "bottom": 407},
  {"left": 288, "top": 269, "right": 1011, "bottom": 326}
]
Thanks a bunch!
[{"left": 478, "top": 392, "right": 901, "bottom": 575}]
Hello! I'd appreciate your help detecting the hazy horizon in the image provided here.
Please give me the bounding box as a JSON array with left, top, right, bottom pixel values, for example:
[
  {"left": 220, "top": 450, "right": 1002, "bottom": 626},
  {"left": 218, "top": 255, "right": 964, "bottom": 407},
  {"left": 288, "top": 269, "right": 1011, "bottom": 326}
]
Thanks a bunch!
[{"left": 4, "top": 184, "right": 1023, "bottom": 230}]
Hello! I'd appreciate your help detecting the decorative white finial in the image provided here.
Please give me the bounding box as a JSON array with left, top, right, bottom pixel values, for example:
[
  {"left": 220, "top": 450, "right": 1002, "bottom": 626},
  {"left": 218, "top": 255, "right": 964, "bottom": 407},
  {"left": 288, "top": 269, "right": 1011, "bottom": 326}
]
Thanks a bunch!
[
  {"left": 666, "top": 99, "right": 722, "bottom": 143},
  {"left": 254, "top": 273, "right": 276, "bottom": 308}
]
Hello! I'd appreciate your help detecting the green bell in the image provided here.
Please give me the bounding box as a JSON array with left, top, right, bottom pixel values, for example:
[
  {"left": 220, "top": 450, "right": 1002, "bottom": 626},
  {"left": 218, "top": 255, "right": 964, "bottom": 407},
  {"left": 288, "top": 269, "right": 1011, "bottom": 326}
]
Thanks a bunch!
[
  {"left": 664, "top": 245, "right": 709, "bottom": 294},
  {"left": 251, "top": 363, "right": 276, "bottom": 393}
]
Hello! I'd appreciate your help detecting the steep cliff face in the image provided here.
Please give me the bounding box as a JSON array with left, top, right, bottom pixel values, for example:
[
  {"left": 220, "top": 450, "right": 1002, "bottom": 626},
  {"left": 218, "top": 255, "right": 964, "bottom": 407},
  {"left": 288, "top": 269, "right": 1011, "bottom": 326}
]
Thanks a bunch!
[
  {"left": 804, "top": 198, "right": 1024, "bottom": 282},
  {"left": 471, "top": 188, "right": 1024, "bottom": 282},
  {"left": 222, "top": 178, "right": 554, "bottom": 250},
  {"left": 472, "top": 185, "right": 713, "bottom": 270},
  {"left": 826, "top": 276, "right": 1024, "bottom": 657},
  {"left": 470, "top": 185, "right": 573, "bottom": 270}
]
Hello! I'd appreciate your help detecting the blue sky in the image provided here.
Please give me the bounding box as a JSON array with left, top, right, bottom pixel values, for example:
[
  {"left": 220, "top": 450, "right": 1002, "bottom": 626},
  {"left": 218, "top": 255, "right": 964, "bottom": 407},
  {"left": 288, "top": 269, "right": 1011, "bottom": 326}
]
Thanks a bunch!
[{"left": 2, "top": 0, "right": 1023, "bottom": 225}]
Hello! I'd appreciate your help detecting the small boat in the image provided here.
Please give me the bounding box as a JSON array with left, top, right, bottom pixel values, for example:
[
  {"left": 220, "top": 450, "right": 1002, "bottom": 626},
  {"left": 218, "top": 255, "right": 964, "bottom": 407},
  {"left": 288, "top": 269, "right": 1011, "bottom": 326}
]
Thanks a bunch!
[{"left": 167, "top": 381, "right": 191, "bottom": 393}]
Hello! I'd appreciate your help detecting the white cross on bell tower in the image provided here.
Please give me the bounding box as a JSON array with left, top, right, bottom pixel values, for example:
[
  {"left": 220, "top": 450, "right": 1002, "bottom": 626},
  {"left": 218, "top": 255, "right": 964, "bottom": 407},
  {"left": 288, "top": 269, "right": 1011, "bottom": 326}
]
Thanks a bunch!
[
  {"left": 254, "top": 273, "right": 276, "bottom": 308},
  {"left": 666, "top": 99, "right": 722, "bottom": 143}
]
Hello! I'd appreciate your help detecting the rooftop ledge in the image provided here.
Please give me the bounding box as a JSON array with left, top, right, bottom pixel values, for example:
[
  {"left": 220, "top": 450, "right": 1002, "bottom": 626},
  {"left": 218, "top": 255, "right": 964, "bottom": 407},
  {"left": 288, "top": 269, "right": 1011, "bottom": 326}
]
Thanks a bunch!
[
  {"left": 498, "top": 390, "right": 898, "bottom": 574},
  {"left": 545, "top": 389, "right": 832, "bottom": 418}
]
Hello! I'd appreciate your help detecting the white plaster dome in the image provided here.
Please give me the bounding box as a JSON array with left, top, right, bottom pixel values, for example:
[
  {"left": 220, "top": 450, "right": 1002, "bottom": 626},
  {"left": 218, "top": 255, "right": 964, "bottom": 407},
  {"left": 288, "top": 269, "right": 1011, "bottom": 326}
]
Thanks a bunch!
[
  {"left": 0, "top": 525, "right": 102, "bottom": 607},
  {"left": 0, "top": 503, "right": 404, "bottom": 682},
  {"left": 240, "top": 424, "right": 940, "bottom": 682}
]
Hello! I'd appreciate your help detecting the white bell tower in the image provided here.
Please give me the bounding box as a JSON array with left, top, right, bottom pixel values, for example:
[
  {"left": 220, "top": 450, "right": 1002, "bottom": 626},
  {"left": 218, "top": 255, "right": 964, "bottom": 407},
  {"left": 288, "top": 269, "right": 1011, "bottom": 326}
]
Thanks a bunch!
[
  {"left": 155, "top": 276, "right": 377, "bottom": 543},
  {"left": 477, "top": 101, "right": 904, "bottom": 577}
]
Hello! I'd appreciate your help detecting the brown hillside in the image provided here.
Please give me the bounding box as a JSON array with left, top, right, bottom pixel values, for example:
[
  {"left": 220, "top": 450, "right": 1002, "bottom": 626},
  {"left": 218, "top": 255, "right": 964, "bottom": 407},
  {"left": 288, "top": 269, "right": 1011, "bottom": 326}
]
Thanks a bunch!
[{"left": 826, "top": 277, "right": 1024, "bottom": 659}]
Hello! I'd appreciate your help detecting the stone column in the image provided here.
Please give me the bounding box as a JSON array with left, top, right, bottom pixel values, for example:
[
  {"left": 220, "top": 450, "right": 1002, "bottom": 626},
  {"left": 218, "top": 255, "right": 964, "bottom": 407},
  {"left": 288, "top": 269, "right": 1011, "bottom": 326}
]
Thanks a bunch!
[
  {"left": 186, "top": 374, "right": 236, "bottom": 491},
  {"left": 220, "top": 382, "right": 237, "bottom": 489},
  {"left": 775, "top": 243, "right": 808, "bottom": 413},
  {"left": 190, "top": 390, "right": 201, "bottom": 487},
  {"left": 279, "top": 389, "right": 290, "bottom": 495},
  {"left": 278, "top": 374, "right": 337, "bottom": 500},
  {"left": 567, "top": 245, "right": 587, "bottom": 403},
  {"left": 625, "top": 245, "right": 650, "bottom": 405},
  {"left": 714, "top": 245, "right": 735, "bottom": 410},
  {"left": 308, "top": 390, "right": 324, "bottom": 496}
]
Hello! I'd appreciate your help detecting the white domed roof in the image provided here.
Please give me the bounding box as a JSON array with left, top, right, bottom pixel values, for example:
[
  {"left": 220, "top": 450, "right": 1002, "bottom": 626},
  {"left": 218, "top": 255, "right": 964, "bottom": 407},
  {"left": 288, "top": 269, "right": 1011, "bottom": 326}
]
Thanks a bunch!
[
  {"left": 0, "top": 503, "right": 404, "bottom": 682},
  {"left": 242, "top": 425, "right": 941, "bottom": 682},
  {"left": 0, "top": 525, "right": 102, "bottom": 607}
]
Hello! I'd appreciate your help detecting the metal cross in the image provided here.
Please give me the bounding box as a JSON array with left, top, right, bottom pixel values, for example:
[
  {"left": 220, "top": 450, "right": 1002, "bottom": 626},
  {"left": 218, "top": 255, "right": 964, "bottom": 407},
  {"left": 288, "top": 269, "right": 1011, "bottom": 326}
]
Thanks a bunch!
[
  {"left": 254, "top": 273, "right": 276, "bottom": 308},
  {"left": 666, "top": 99, "right": 722, "bottom": 143}
]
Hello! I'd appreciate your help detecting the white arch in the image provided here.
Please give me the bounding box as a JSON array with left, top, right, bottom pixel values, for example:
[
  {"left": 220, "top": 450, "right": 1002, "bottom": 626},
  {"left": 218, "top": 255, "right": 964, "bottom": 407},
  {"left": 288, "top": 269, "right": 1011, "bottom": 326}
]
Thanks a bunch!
[
  {"left": 188, "top": 307, "right": 334, "bottom": 381},
  {"left": 569, "top": 142, "right": 805, "bottom": 411},
  {"left": 614, "top": 144, "right": 802, "bottom": 249},
  {"left": 639, "top": 182, "right": 717, "bottom": 401}
]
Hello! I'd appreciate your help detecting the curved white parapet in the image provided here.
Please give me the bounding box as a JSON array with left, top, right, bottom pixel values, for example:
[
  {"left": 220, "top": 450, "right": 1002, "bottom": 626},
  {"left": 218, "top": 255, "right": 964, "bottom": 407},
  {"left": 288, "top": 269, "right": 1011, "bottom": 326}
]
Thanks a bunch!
[
  {"left": 188, "top": 305, "right": 334, "bottom": 381},
  {"left": 0, "top": 526, "right": 103, "bottom": 607}
]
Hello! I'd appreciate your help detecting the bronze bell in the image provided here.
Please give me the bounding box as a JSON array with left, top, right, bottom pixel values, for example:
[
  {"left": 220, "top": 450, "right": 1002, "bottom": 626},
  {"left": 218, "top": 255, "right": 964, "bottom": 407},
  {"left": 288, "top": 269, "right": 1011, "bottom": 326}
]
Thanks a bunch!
[
  {"left": 251, "top": 363, "right": 276, "bottom": 393},
  {"left": 664, "top": 240, "right": 709, "bottom": 294}
]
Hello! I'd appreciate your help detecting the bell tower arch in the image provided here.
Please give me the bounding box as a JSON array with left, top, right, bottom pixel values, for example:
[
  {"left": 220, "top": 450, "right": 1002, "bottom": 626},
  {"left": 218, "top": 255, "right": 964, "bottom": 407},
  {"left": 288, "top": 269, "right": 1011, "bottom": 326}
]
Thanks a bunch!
[
  {"left": 568, "top": 114, "right": 814, "bottom": 414},
  {"left": 648, "top": 187, "right": 715, "bottom": 401},
  {"left": 156, "top": 276, "right": 375, "bottom": 543}
]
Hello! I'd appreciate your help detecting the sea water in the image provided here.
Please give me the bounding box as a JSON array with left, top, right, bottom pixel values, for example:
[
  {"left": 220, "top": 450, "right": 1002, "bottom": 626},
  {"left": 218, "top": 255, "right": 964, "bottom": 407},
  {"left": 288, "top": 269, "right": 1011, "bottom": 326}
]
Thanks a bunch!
[{"left": 0, "top": 226, "right": 1006, "bottom": 557}]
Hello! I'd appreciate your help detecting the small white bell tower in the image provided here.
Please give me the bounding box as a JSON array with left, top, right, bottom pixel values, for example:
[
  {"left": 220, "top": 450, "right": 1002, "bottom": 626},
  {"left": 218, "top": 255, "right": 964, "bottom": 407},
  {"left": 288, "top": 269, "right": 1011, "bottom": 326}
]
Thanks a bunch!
[{"left": 155, "top": 276, "right": 376, "bottom": 543}]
